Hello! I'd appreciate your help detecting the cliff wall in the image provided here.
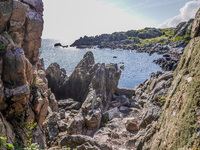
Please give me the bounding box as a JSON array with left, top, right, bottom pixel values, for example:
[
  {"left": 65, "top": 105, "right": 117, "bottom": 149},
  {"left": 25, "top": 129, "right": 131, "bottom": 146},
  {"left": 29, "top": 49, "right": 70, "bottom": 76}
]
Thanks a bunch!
[
  {"left": 0, "top": 0, "right": 57, "bottom": 149},
  {"left": 140, "top": 8, "right": 200, "bottom": 150}
]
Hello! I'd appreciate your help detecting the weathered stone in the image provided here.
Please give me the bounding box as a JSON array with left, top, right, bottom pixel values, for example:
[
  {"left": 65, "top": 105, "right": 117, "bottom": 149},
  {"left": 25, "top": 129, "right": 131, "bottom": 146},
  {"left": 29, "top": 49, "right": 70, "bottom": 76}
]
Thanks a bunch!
[
  {"left": 66, "top": 51, "right": 95, "bottom": 102},
  {"left": 57, "top": 120, "right": 67, "bottom": 132},
  {"left": 48, "top": 92, "right": 58, "bottom": 111},
  {"left": 0, "top": 113, "right": 15, "bottom": 146},
  {"left": 115, "top": 87, "right": 135, "bottom": 98},
  {"left": 102, "top": 107, "right": 121, "bottom": 123},
  {"left": 9, "top": 1, "right": 27, "bottom": 32},
  {"left": 139, "top": 103, "right": 161, "bottom": 129},
  {"left": 46, "top": 63, "right": 68, "bottom": 100},
  {"left": 191, "top": 8, "right": 200, "bottom": 38},
  {"left": 0, "top": 1, "right": 12, "bottom": 33},
  {"left": 59, "top": 134, "right": 111, "bottom": 150},
  {"left": 58, "top": 98, "right": 81, "bottom": 111},
  {"left": 25, "top": 9, "right": 43, "bottom": 42},
  {"left": 67, "top": 114, "right": 84, "bottom": 135},
  {"left": 3, "top": 47, "right": 32, "bottom": 87},
  {"left": 125, "top": 118, "right": 139, "bottom": 132},
  {"left": 23, "top": 38, "right": 42, "bottom": 63},
  {"left": 66, "top": 51, "right": 121, "bottom": 106},
  {"left": 22, "top": 0, "right": 43, "bottom": 12}
]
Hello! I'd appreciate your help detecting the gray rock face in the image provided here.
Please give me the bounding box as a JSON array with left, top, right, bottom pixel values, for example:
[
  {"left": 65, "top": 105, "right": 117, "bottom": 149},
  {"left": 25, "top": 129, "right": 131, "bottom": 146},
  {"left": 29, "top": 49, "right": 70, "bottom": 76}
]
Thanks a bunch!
[
  {"left": 174, "top": 19, "right": 194, "bottom": 36},
  {"left": 153, "top": 54, "right": 179, "bottom": 71}
]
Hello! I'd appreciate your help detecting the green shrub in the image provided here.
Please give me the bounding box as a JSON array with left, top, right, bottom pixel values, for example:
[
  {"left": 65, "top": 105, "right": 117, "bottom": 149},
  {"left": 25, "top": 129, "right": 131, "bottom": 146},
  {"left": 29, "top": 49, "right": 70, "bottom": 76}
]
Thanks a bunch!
[{"left": 0, "top": 137, "right": 14, "bottom": 150}]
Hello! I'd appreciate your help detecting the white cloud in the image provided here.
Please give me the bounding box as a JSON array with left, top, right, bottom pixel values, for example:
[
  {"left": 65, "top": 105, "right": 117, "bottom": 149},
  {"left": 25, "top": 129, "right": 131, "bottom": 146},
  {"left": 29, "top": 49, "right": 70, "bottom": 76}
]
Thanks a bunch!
[
  {"left": 42, "top": 0, "right": 151, "bottom": 43},
  {"left": 158, "top": 0, "right": 200, "bottom": 28}
]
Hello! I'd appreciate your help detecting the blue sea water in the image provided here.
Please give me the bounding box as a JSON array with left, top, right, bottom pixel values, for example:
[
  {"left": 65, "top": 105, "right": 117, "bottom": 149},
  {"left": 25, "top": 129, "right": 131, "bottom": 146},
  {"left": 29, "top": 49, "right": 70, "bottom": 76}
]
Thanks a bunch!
[{"left": 40, "top": 39, "right": 163, "bottom": 89}]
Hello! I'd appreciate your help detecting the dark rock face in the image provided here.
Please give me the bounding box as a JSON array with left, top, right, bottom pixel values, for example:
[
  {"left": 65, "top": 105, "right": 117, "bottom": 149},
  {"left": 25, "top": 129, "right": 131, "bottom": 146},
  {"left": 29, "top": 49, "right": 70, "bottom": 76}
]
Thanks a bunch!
[
  {"left": 54, "top": 43, "right": 68, "bottom": 48},
  {"left": 65, "top": 51, "right": 121, "bottom": 106},
  {"left": 54, "top": 43, "right": 62, "bottom": 47},
  {"left": 46, "top": 63, "right": 68, "bottom": 100},
  {"left": 153, "top": 55, "right": 179, "bottom": 71}
]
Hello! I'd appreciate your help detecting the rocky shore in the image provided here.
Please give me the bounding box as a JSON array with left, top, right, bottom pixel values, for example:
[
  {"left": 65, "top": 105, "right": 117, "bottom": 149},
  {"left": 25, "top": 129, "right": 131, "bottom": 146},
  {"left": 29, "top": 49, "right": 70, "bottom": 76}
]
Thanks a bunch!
[
  {"left": 0, "top": 0, "right": 200, "bottom": 150},
  {"left": 45, "top": 53, "right": 173, "bottom": 149},
  {"left": 71, "top": 19, "right": 193, "bottom": 71}
]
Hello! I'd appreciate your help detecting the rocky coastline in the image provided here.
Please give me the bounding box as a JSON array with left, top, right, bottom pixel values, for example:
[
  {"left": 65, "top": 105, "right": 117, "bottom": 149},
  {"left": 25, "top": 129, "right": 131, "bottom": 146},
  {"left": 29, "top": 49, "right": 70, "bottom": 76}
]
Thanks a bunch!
[
  {"left": 0, "top": 0, "right": 200, "bottom": 150},
  {"left": 71, "top": 19, "right": 193, "bottom": 71}
]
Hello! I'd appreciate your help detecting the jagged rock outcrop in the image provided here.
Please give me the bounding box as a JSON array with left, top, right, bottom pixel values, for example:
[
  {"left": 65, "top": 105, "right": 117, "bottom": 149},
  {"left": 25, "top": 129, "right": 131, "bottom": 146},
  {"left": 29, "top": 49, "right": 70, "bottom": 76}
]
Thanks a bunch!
[
  {"left": 174, "top": 19, "right": 194, "bottom": 37},
  {"left": 191, "top": 8, "right": 200, "bottom": 38},
  {"left": 66, "top": 52, "right": 121, "bottom": 106},
  {"left": 91, "top": 71, "right": 173, "bottom": 150},
  {"left": 46, "top": 63, "right": 68, "bottom": 100},
  {"left": 0, "top": 0, "right": 58, "bottom": 149},
  {"left": 0, "top": 0, "right": 43, "bottom": 64},
  {"left": 134, "top": 8, "right": 200, "bottom": 150},
  {"left": 153, "top": 53, "right": 179, "bottom": 71},
  {"left": 65, "top": 51, "right": 121, "bottom": 135},
  {"left": 44, "top": 51, "right": 121, "bottom": 148}
]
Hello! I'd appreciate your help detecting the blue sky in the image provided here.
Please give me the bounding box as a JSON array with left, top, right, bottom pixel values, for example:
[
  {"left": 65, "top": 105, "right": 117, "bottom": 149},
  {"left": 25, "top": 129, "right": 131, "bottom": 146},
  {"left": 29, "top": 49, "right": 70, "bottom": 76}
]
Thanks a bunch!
[
  {"left": 99, "top": 0, "right": 191, "bottom": 24},
  {"left": 42, "top": 0, "right": 200, "bottom": 43}
]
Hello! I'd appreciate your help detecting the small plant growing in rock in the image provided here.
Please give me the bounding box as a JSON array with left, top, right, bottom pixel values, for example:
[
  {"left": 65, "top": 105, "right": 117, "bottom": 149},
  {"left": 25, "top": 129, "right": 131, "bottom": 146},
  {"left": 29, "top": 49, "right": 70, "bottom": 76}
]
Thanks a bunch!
[
  {"left": 22, "top": 120, "right": 38, "bottom": 147},
  {"left": 0, "top": 136, "right": 14, "bottom": 150},
  {"left": 0, "top": 44, "right": 7, "bottom": 57},
  {"left": 157, "top": 95, "right": 166, "bottom": 106}
]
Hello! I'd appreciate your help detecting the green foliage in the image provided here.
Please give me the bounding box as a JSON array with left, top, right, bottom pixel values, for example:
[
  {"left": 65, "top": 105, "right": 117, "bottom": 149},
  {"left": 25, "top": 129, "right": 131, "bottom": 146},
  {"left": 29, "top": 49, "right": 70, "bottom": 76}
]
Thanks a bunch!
[
  {"left": 0, "top": 137, "right": 14, "bottom": 150},
  {"left": 171, "top": 29, "right": 191, "bottom": 43},
  {"left": 24, "top": 143, "right": 42, "bottom": 150},
  {"left": 23, "top": 121, "right": 38, "bottom": 147},
  {"left": 0, "top": 121, "right": 42, "bottom": 150},
  {"left": 0, "top": 44, "right": 7, "bottom": 57},
  {"left": 161, "top": 28, "right": 175, "bottom": 37},
  {"left": 157, "top": 96, "right": 166, "bottom": 106},
  {"left": 0, "top": 44, "right": 7, "bottom": 50},
  {"left": 2, "top": 32, "right": 12, "bottom": 44},
  {"left": 136, "top": 44, "right": 143, "bottom": 47}
]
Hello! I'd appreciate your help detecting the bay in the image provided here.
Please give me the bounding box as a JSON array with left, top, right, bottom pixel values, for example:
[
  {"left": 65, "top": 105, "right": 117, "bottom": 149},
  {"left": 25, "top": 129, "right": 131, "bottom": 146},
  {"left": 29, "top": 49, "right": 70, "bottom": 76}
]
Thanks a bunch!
[{"left": 40, "top": 39, "right": 163, "bottom": 88}]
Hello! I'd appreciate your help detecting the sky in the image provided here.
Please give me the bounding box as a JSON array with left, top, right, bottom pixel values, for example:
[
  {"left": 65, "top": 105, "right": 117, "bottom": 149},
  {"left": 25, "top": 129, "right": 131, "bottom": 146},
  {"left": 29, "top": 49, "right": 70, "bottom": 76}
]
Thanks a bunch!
[{"left": 42, "top": 0, "right": 200, "bottom": 43}]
